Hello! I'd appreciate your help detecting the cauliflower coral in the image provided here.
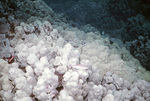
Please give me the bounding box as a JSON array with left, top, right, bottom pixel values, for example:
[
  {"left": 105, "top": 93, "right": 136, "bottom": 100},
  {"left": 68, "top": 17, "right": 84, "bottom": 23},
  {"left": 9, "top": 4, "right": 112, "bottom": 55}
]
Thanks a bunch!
[{"left": 0, "top": 20, "right": 150, "bottom": 101}]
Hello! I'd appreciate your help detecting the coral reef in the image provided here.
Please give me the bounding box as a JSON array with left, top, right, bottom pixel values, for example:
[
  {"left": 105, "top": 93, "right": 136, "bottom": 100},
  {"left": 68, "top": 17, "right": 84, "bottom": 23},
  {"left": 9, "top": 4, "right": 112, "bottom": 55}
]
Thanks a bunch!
[
  {"left": 0, "top": 19, "right": 150, "bottom": 101},
  {"left": 0, "top": 0, "right": 150, "bottom": 100},
  {"left": 44, "top": 0, "right": 150, "bottom": 71}
]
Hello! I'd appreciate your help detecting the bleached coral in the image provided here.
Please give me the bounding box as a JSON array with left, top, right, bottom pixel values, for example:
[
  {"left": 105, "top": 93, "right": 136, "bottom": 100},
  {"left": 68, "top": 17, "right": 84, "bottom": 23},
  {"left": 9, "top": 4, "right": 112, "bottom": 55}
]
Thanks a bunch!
[
  {"left": 86, "top": 82, "right": 105, "bottom": 101},
  {"left": 0, "top": 34, "right": 11, "bottom": 58},
  {"left": 80, "top": 40, "right": 150, "bottom": 82},
  {"left": 0, "top": 20, "right": 150, "bottom": 101},
  {"left": 58, "top": 90, "right": 74, "bottom": 101},
  {"left": 33, "top": 68, "right": 58, "bottom": 101}
]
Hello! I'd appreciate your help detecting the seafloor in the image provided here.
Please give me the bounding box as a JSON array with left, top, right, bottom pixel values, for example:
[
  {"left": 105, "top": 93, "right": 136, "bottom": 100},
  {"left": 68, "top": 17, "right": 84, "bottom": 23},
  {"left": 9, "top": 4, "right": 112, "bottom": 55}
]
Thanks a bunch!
[{"left": 0, "top": 0, "right": 150, "bottom": 101}]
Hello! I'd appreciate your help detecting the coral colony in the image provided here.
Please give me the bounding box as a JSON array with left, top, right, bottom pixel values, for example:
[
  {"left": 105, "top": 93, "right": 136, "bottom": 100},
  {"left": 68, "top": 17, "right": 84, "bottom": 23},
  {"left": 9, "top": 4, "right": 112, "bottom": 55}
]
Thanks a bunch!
[
  {"left": 0, "top": 20, "right": 150, "bottom": 101},
  {"left": 0, "top": 0, "right": 150, "bottom": 101}
]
